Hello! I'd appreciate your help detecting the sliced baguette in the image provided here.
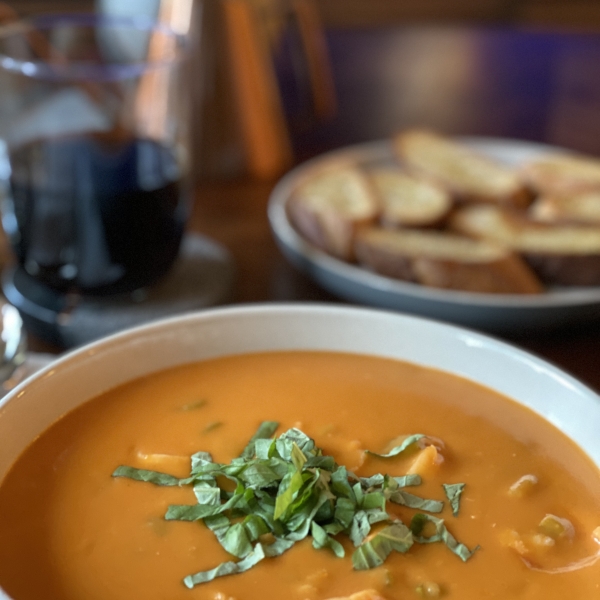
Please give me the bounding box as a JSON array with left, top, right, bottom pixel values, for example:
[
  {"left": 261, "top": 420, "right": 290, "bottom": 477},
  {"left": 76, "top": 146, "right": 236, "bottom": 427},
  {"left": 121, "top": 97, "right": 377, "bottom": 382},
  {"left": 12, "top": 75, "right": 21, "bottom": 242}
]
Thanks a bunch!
[
  {"left": 393, "top": 129, "right": 530, "bottom": 207},
  {"left": 354, "top": 227, "right": 543, "bottom": 294},
  {"left": 451, "top": 204, "right": 600, "bottom": 286},
  {"left": 530, "top": 191, "right": 600, "bottom": 225},
  {"left": 367, "top": 167, "right": 452, "bottom": 227},
  {"left": 521, "top": 153, "right": 600, "bottom": 196},
  {"left": 288, "top": 165, "right": 380, "bottom": 260}
]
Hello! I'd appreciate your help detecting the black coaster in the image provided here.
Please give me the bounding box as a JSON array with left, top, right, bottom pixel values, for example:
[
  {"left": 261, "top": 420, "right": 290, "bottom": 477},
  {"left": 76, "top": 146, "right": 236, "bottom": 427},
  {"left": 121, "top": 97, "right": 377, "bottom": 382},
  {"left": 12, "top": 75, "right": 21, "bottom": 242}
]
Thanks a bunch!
[{"left": 3, "top": 233, "right": 235, "bottom": 348}]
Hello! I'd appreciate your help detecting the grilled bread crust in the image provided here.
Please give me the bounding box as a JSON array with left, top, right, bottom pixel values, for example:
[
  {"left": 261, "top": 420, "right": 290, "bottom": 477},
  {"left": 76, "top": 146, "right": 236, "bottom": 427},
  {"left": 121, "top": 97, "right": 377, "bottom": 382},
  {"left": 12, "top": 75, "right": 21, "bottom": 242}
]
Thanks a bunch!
[
  {"left": 288, "top": 165, "right": 380, "bottom": 260},
  {"left": 394, "top": 130, "right": 531, "bottom": 208},
  {"left": 367, "top": 167, "right": 452, "bottom": 228},
  {"left": 529, "top": 191, "right": 600, "bottom": 226},
  {"left": 521, "top": 154, "right": 600, "bottom": 196},
  {"left": 451, "top": 204, "right": 600, "bottom": 286},
  {"left": 354, "top": 227, "right": 543, "bottom": 294}
]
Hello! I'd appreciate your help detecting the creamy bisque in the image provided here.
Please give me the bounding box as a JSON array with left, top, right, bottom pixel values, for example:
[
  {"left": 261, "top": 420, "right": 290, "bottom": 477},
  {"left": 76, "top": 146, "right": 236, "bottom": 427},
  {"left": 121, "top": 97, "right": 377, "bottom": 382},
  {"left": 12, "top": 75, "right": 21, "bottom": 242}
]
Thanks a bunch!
[{"left": 0, "top": 352, "right": 599, "bottom": 600}]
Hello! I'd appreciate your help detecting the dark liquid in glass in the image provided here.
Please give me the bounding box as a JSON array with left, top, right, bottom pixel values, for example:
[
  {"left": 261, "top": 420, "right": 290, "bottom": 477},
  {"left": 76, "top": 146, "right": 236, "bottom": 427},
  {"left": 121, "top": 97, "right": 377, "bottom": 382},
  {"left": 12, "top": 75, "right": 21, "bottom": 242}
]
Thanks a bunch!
[{"left": 3, "top": 135, "right": 187, "bottom": 295}]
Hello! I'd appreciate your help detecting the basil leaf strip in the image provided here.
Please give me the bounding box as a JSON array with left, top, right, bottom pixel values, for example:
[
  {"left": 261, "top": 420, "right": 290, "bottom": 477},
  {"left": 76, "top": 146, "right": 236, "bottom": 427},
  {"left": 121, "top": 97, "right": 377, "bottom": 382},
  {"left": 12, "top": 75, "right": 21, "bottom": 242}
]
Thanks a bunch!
[
  {"left": 112, "top": 466, "right": 182, "bottom": 486},
  {"left": 352, "top": 522, "right": 414, "bottom": 570},
  {"left": 410, "top": 513, "right": 479, "bottom": 561},
  {"left": 365, "top": 434, "right": 426, "bottom": 459},
  {"left": 184, "top": 541, "right": 278, "bottom": 588},
  {"left": 389, "top": 490, "right": 444, "bottom": 513},
  {"left": 180, "top": 399, "right": 207, "bottom": 411},
  {"left": 240, "top": 421, "right": 280, "bottom": 460},
  {"left": 311, "top": 521, "right": 345, "bottom": 557},
  {"left": 443, "top": 483, "right": 466, "bottom": 517}
]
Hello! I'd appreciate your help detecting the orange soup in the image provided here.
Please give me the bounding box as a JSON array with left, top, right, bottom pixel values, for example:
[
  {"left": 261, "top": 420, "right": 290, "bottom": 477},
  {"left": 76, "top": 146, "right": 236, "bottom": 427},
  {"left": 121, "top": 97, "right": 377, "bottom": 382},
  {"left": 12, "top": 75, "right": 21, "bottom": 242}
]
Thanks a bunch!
[{"left": 0, "top": 351, "right": 599, "bottom": 600}]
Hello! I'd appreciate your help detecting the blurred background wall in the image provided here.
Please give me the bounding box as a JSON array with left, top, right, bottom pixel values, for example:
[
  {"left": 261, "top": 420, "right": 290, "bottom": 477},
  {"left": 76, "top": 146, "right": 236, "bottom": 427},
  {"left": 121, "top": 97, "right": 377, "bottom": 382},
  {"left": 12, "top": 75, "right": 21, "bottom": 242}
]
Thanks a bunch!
[
  {"left": 5, "top": 0, "right": 600, "bottom": 30},
  {"left": 5, "top": 0, "right": 600, "bottom": 174}
]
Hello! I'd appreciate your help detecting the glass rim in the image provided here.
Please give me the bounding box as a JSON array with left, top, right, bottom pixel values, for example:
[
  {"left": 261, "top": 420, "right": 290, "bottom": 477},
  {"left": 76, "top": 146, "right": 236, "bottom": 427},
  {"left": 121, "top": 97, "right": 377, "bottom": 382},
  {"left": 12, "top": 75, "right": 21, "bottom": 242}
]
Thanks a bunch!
[{"left": 0, "top": 13, "right": 187, "bottom": 82}]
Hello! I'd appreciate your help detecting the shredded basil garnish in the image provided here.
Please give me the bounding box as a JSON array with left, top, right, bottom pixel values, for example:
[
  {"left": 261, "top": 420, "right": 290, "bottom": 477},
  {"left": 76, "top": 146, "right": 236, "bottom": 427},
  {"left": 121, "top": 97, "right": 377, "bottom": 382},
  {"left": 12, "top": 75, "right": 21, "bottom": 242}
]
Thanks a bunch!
[
  {"left": 203, "top": 422, "right": 223, "bottom": 434},
  {"left": 364, "top": 434, "right": 426, "bottom": 459},
  {"left": 239, "top": 421, "right": 280, "bottom": 460},
  {"left": 179, "top": 399, "right": 208, "bottom": 411},
  {"left": 112, "top": 424, "right": 478, "bottom": 588},
  {"left": 352, "top": 522, "right": 414, "bottom": 569},
  {"left": 112, "top": 466, "right": 182, "bottom": 486},
  {"left": 389, "top": 490, "right": 444, "bottom": 513},
  {"left": 443, "top": 483, "right": 466, "bottom": 517},
  {"left": 410, "top": 513, "right": 479, "bottom": 561}
]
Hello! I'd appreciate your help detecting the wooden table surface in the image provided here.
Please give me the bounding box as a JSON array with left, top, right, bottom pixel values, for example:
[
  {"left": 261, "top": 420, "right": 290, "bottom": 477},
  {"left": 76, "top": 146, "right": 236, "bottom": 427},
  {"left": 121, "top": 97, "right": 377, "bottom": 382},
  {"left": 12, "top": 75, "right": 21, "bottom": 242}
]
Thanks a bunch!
[{"left": 188, "top": 25, "right": 600, "bottom": 393}]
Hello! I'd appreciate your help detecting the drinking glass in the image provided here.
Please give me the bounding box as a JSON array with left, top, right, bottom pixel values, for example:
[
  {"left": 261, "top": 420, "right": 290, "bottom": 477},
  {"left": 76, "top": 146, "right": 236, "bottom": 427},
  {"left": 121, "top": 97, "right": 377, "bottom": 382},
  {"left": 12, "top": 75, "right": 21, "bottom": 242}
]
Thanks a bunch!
[{"left": 0, "top": 13, "right": 191, "bottom": 297}]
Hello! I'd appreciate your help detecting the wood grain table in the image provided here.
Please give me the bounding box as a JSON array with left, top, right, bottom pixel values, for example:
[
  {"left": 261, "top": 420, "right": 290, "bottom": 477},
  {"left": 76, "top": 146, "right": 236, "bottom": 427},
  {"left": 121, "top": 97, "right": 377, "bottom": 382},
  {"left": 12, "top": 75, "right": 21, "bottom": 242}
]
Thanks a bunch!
[{"left": 29, "top": 25, "right": 600, "bottom": 392}]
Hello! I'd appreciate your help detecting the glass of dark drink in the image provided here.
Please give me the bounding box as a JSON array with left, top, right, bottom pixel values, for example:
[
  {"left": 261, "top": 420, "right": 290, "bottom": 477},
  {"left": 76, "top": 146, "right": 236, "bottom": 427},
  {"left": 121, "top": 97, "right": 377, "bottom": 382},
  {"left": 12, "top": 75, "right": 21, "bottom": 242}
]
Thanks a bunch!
[{"left": 0, "top": 13, "right": 191, "bottom": 297}]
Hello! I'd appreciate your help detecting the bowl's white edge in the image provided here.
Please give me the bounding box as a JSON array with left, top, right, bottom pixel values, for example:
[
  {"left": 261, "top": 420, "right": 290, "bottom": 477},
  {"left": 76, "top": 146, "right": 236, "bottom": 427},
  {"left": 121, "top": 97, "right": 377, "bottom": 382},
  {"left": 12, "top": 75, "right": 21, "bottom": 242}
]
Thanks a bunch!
[{"left": 0, "top": 303, "right": 598, "bottom": 463}]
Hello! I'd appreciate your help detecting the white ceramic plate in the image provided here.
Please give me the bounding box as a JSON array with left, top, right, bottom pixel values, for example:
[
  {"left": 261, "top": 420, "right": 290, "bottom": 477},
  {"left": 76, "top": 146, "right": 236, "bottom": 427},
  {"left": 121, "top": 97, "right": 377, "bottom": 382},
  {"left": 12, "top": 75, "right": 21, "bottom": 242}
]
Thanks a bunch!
[{"left": 268, "top": 138, "right": 600, "bottom": 333}]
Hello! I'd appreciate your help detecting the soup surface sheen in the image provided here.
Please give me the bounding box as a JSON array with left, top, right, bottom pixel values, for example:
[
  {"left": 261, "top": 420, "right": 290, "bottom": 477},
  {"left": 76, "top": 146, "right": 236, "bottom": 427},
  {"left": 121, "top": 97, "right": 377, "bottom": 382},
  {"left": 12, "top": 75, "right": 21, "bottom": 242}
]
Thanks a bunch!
[{"left": 0, "top": 351, "right": 599, "bottom": 600}]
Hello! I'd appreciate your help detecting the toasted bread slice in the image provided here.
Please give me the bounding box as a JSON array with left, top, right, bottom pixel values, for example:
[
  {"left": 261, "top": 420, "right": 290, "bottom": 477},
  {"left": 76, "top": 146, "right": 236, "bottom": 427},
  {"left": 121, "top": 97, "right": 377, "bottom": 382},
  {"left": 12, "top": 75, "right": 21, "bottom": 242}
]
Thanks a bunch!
[
  {"left": 451, "top": 204, "right": 600, "bottom": 286},
  {"left": 288, "top": 165, "right": 380, "bottom": 260},
  {"left": 367, "top": 167, "right": 452, "bottom": 227},
  {"left": 354, "top": 227, "right": 542, "bottom": 294},
  {"left": 393, "top": 130, "right": 530, "bottom": 207},
  {"left": 521, "top": 153, "right": 600, "bottom": 196},
  {"left": 530, "top": 191, "right": 600, "bottom": 225}
]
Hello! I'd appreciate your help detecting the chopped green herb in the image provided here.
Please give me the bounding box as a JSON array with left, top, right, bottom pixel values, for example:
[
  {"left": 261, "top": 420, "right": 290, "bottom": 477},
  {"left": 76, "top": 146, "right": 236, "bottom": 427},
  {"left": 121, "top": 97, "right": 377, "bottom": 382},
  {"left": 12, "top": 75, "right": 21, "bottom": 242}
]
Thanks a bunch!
[
  {"left": 183, "top": 541, "right": 276, "bottom": 588},
  {"left": 203, "top": 421, "right": 223, "bottom": 434},
  {"left": 365, "top": 434, "right": 426, "bottom": 459},
  {"left": 389, "top": 490, "right": 444, "bottom": 513},
  {"left": 193, "top": 483, "right": 221, "bottom": 505},
  {"left": 180, "top": 399, "right": 208, "bottom": 411},
  {"left": 352, "top": 522, "right": 414, "bottom": 569},
  {"left": 410, "top": 513, "right": 479, "bottom": 561},
  {"left": 239, "top": 421, "right": 280, "bottom": 460},
  {"left": 394, "top": 474, "right": 422, "bottom": 487},
  {"left": 443, "top": 483, "right": 466, "bottom": 517},
  {"left": 311, "top": 521, "right": 345, "bottom": 557},
  {"left": 113, "top": 426, "right": 478, "bottom": 588},
  {"left": 112, "top": 466, "right": 181, "bottom": 486}
]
